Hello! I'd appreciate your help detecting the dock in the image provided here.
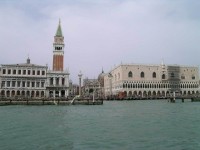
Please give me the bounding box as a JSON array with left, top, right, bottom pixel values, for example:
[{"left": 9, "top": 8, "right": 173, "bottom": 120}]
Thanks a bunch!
[{"left": 0, "top": 98, "right": 103, "bottom": 106}]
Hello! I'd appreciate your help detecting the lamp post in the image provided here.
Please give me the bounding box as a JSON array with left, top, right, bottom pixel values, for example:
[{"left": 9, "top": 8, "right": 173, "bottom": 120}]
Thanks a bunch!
[{"left": 78, "top": 71, "right": 83, "bottom": 97}]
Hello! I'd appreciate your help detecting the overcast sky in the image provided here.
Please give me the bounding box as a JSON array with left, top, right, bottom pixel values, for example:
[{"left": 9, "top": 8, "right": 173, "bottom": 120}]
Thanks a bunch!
[{"left": 0, "top": 0, "right": 200, "bottom": 83}]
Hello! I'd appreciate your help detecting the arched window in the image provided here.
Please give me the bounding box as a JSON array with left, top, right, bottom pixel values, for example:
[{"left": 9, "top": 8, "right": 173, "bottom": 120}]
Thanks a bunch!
[
  {"left": 50, "top": 78, "right": 53, "bottom": 85},
  {"left": 192, "top": 75, "right": 195, "bottom": 80},
  {"left": 123, "top": 84, "right": 125, "bottom": 88},
  {"left": 152, "top": 72, "right": 156, "bottom": 78},
  {"left": 140, "top": 72, "right": 144, "bottom": 78},
  {"left": 181, "top": 74, "right": 185, "bottom": 79},
  {"left": 62, "top": 78, "right": 65, "bottom": 85},
  {"left": 128, "top": 71, "right": 133, "bottom": 78},
  {"left": 162, "top": 74, "right": 165, "bottom": 79},
  {"left": 56, "top": 78, "right": 59, "bottom": 85}
]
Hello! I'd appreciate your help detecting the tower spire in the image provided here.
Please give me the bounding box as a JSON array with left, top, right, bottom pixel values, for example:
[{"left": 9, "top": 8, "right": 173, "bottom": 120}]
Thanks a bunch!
[{"left": 55, "top": 19, "right": 63, "bottom": 37}]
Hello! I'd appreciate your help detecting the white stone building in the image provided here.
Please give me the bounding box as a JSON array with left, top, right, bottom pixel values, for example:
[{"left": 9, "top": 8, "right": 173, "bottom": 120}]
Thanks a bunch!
[
  {"left": 104, "top": 63, "right": 200, "bottom": 98},
  {"left": 0, "top": 58, "right": 47, "bottom": 98}
]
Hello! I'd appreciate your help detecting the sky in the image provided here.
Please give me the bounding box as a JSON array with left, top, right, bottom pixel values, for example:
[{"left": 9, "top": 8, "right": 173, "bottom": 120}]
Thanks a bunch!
[{"left": 0, "top": 0, "right": 200, "bottom": 83}]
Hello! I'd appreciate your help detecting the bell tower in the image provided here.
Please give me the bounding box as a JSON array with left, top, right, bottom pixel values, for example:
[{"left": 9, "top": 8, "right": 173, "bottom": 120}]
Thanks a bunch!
[{"left": 53, "top": 19, "right": 65, "bottom": 71}]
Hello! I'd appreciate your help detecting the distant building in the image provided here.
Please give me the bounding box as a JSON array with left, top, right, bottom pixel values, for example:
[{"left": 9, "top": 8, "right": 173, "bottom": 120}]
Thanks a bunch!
[
  {"left": 0, "top": 58, "right": 47, "bottom": 98},
  {"left": 104, "top": 63, "right": 200, "bottom": 98},
  {"left": 83, "top": 78, "right": 101, "bottom": 98}
]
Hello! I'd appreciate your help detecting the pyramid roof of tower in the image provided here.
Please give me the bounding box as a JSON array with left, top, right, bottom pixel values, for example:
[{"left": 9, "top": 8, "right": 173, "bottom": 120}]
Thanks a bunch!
[{"left": 55, "top": 19, "right": 63, "bottom": 37}]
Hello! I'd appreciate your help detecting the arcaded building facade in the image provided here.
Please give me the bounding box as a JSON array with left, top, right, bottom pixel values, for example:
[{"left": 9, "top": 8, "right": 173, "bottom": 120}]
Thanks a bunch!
[
  {"left": 104, "top": 63, "right": 200, "bottom": 98},
  {"left": 0, "top": 58, "right": 47, "bottom": 98}
]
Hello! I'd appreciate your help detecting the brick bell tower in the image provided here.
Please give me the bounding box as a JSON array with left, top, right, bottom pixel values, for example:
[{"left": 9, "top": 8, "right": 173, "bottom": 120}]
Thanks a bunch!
[{"left": 53, "top": 19, "right": 65, "bottom": 71}]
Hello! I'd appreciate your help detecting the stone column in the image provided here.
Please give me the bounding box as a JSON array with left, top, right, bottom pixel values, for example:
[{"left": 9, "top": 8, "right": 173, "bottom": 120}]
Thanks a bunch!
[
  {"left": 59, "top": 77, "right": 62, "bottom": 86},
  {"left": 53, "top": 77, "right": 56, "bottom": 86},
  {"left": 78, "top": 71, "right": 83, "bottom": 96},
  {"left": 53, "top": 90, "right": 55, "bottom": 98},
  {"left": 65, "top": 89, "right": 68, "bottom": 97},
  {"left": 65, "top": 76, "right": 68, "bottom": 86},
  {"left": 58, "top": 91, "right": 61, "bottom": 97},
  {"left": 46, "top": 90, "right": 49, "bottom": 98}
]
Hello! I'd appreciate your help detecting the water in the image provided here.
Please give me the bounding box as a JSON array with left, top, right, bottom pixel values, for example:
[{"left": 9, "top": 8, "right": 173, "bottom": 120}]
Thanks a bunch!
[{"left": 1, "top": 100, "right": 200, "bottom": 150}]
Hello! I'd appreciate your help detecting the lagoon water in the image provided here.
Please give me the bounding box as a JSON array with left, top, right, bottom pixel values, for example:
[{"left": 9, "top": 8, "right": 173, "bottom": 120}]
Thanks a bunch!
[{"left": 0, "top": 100, "right": 200, "bottom": 150}]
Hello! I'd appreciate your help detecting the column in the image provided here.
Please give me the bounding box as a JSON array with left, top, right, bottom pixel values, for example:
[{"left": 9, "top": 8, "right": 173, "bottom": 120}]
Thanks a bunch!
[
  {"left": 65, "top": 90, "right": 68, "bottom": 98},
  {"left": 78, "top": 71, "right": 83, "bottom": 96},
  {"left": 53, "top": 90, "right": 55, "bottom": 98},
  {"left": 46, "top": 90, "right": 49, "bottom": 98},
  {"left": 58, "top": 91, "right": 60, "bottom": 97},
  {"left": 59, "top": 77, "right": 62, "bottom": 86},
  {"left": 53, "top": 77, "right": 56, "bottom": 86}
]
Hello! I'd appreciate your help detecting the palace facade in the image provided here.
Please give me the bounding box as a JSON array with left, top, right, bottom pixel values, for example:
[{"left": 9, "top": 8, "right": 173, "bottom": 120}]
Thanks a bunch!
[
  {"left": 0, "top": 58, "right": 47, "bottom": 98},
  {"left": 0, "top": 20, "right": 70, "bottom": 98},
  {"left": 104, "top": 63, "right": 200, "bottom": 98}
]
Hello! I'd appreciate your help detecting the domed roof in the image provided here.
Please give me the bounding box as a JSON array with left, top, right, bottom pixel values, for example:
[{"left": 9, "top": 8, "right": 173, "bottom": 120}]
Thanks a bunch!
[{"left": 98, "top": 69, "right": 106, "bottom": 81}]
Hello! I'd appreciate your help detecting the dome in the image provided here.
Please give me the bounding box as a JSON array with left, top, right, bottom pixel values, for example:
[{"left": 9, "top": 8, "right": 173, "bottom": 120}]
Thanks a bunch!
[
  {"left": 98, "top": 69, "right": 106, "bottom": 87},
  {"left": 98, "top": 70, "right": 106, "bottom": 80}
]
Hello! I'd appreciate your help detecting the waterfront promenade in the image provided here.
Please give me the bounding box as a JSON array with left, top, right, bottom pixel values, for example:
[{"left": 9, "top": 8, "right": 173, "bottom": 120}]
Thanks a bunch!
[{"left": 0, "top": 98, "right": 103, "bottom": 106}]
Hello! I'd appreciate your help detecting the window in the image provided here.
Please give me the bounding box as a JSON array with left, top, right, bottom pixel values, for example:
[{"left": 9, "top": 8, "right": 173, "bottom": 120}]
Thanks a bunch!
[
  {"left": 13, "top": 70, "right": 16, "bottom": 74},
  {"left": 171, "top": 73, "right": 175, "bottom": 78},
  {"left": 152, "top": 72, "right": 156, "bottom": 78},
  {"left": 23, "top": 70, "right": 26, "bottom": 75},
  {"left": 3, "top": 69, "right": 6, "bottom": 74},
  {"left": 128, "top": 71, "right": 133, "bottom": 78},
  {"left": 36, "top": 82, "right": 40, "bottom": 87},
  {"left": 162, "top": 74, "right": 166, "bottom": 79},
  {"left": 140, "top": 72, "right": 145, "bottom": 78},
  {"left": 192, "top": 75, "right": 195, "bottom": 80},
  {"left": 62, "top": 78, "right": 65, "bottom": 85},
  {"left": 8, "top": 69, "right": 11, "bottom": 74},
  {"left": 37, "top": 70, "right": 40, "bottom": 75},
  {"left": 28, "top": 70, "right": 31, "bottom": 75},
  {"left": 17, "top": 81, "right": 21, "bottom": 87},
  {"left": 50, "top": 78, "right": 53, "bottom": 85},
  {"left": 7, "top": 81, "right": 10, "bottom": 87},
  {"left": 32, "top": 82, "right": 35, "bottom": 87},
  {"left": 27, "top": 81, "right": 30, "bottom": 87},
  {"left": 42, "top": 71, "right": 45, "bottom": 75},
  {"left": 32, "top": 70, "right": 35, "bottom": 75},
  {"left": 181, "top": 75, "right": 185, "bottom": 79},
  {"left": 41, "top": 82, "right": 45, "bottom": 87},
  {"left": 2, "top": 81, "right": 5, "bottom": 87},
  {"left": 56, "top": 78, "right": 59, "bottom": 85},
  {"left": 18, "top": 70, "right": 21, "bottom": 75},
  {"left": 22, "top": 81, "right": 26, "bottom": 87},
  {"left": 12, "top": 81, "right": 16, "bottom": 87}
]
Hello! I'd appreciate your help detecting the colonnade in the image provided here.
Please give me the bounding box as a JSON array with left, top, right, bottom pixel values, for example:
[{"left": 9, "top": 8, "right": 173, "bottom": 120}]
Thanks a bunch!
[{"left": 0, "top": 90, "right": 45, "bottom": 98}]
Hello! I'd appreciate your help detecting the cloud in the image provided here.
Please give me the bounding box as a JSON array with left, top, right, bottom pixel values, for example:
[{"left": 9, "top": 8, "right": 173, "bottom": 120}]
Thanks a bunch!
[{"left": 0, "top": 0, "right": 200, "bottom": 83}]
